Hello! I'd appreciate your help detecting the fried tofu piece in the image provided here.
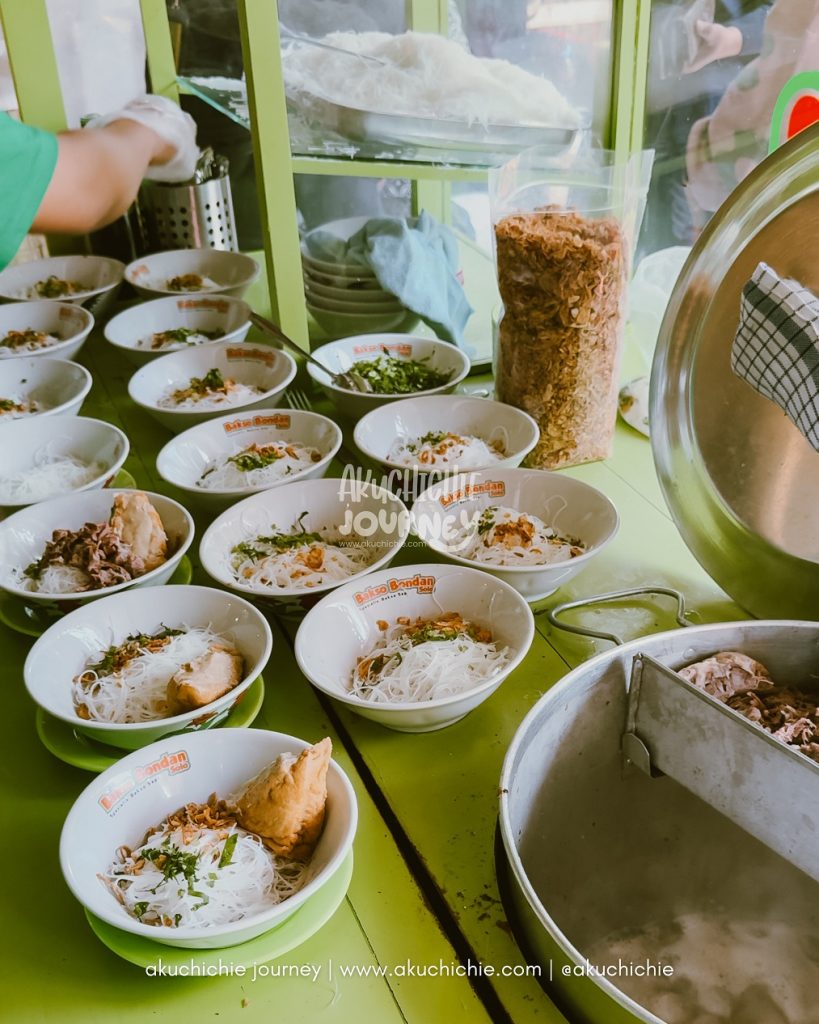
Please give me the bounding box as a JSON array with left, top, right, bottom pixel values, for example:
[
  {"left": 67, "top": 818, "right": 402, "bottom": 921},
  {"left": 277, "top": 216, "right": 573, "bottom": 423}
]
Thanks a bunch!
[
  {"left": 167, "top": 643, "right": 244, "bottom": 712},
  {"left": 235, "top": 737, "right": 332, "bottom": 861},
  {"left": 109, "top": 492, "right": 168, "bottom": 572}
]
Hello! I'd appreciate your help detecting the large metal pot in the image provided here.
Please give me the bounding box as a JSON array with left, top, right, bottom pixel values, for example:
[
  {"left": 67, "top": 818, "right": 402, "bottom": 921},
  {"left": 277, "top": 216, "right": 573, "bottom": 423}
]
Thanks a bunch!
[{"left": 499, "top": 613, "right": 819, "bottom": 1024}]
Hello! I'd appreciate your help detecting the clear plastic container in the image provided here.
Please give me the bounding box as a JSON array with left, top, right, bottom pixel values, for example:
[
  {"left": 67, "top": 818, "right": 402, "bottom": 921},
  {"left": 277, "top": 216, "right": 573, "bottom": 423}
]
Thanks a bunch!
[{"left": 490, "top": 146, "right": 652, "bottom": 468}]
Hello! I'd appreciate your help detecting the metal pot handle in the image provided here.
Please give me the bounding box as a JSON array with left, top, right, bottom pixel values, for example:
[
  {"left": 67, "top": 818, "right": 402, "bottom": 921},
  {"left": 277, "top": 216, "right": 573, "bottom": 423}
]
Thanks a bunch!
[{"left": 546, "top": 587, "right": 691, "bottom": 646}]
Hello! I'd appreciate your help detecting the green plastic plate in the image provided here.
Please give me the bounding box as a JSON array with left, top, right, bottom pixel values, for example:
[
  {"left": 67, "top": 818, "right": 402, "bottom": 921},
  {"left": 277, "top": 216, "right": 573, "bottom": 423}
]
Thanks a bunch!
[{"left": 35, "top": 674, "right": 266, "bottom": 773}]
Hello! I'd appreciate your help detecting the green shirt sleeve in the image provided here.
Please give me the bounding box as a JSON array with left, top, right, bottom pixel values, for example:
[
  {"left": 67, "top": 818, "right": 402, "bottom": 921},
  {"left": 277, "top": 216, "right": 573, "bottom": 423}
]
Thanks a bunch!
[{"left": 0, "top": 112, "right": 58, "bottom": 269}]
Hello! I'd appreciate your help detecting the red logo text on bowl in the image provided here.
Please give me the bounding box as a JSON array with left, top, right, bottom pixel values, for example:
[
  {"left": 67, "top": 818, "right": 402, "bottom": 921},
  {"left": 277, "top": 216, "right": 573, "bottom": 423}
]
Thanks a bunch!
[
  {"left": 351, "top": 343, "right": 413, "bottom": 357},
  {"left": 438, "top": 480, "right": 505, "bottom": 508},
  {"left": 97, "top": 749, "right": 190, "bottom": 813},
  {"left": 227, "top": 346, "right": 276, "bottom": 366},
  {"left": 354, "top": 573, "right": 436, "bottom": 605},
  {"left": 177, "top": 298, "right": 229, "bottom": 313},
  {"left": 223, "top": 413, "right": 291, "bottom": 433}
]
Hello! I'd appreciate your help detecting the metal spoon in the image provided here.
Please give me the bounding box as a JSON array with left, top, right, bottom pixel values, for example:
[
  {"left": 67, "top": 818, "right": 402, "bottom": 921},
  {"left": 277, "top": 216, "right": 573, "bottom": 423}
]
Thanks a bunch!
[{"left": 249, "top": 311, "right": 373, "bottom": 394}]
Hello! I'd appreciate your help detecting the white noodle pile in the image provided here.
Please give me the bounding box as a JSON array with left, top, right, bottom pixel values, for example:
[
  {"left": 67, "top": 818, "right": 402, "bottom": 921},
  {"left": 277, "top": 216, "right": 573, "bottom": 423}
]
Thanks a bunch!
[
  {"left": 197, "top": 442, "right": 322, "bottom": 490},
  {"left": 161, "top": 275, "right": 221, "bottom": 292},
  {"left": 454, "top": 505, "right": 584, "bottom": 566},
  {"left": 136, "top": 331, "right": 221, "bottom": 351},
  {"left": 230, "top": 534, "right": 372, "bottom": 591},
  {"left": 22, "top": 565, "right": 90, "bottom": 594},
  {"left": 0, "top": 396, "right": 38, "bottom": 419},
  {"left": 283, "top": 31, "right": 581, "bottom": 129},
  {"left": 351, "top": 622, "right": 510, "bottom": 703},
  {"left": 72, "top": 627, "right": 234, "bottom": 723},
  {"left": 388, "top": 429, "right": 508, "bottom": 468},
  {"left": 103, "top": 821, "right": 306, "bottom": 929},
  {"left": 158, "top": 381, "right": 262, "bottom": 410},
  {"left": 0, "top": 331, "right": 62, "bottom": 352},
  {"left": 0, "top": 449, "right": 105, "bottom": 503}
]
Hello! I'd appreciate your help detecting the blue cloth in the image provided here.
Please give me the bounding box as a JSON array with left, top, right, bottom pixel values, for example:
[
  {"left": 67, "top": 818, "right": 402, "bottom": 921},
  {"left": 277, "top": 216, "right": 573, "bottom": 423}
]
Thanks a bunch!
[{"left": 303, "top": 212, "right": 473, "bottom": 345}]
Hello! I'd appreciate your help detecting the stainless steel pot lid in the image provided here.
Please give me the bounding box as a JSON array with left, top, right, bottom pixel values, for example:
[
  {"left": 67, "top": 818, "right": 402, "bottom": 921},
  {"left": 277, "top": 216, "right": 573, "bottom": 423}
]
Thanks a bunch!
[{"left": 651, "top": 122, "right": 819, "bottom": 620}]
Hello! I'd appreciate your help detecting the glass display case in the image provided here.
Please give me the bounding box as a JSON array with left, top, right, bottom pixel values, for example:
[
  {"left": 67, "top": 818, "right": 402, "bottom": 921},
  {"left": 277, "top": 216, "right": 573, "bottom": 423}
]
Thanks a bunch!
[{"left": 11, "top": 0, "right": 811, "bottom": 360}]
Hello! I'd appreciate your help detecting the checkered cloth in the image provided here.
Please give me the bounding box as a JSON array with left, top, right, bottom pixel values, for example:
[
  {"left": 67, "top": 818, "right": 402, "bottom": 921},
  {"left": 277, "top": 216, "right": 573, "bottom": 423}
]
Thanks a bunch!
[{"left": 732, "top": 261, "right": 819, "bottom": 451}]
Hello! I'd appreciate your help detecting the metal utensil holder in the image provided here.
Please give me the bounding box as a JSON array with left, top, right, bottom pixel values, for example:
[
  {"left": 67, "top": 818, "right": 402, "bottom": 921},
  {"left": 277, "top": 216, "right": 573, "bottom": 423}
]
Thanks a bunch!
[{"left": 139, "top": 170, "right": 238, "bottom": 252}]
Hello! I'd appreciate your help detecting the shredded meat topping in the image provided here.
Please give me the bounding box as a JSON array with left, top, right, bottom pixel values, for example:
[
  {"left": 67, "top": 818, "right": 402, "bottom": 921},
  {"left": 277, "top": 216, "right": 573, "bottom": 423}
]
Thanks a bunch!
[
  {"left": 30, "top": 521, "right": 145, "bottom": 590},
  {"left": 681, "top": 652, "right": 819, "bottom": 764}
]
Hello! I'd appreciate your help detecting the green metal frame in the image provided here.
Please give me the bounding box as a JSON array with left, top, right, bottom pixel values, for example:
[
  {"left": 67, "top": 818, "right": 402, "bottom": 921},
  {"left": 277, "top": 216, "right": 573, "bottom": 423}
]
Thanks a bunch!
[
  {"left": 140, "top": 0, "right": 180, "bottom": 102},
  {"left": 2, "top": 0, "right": 654, "bottom": 350},
  {"left": 0, "top": 0, "right": 66, "bottom": 131},
  {"left": 236, "top": 0, "right": 309, "bottom": 344}
]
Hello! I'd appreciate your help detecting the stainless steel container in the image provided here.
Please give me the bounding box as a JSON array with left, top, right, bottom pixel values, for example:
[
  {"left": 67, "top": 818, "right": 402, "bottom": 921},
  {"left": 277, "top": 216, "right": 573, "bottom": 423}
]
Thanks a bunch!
[
  {"left": 497, "top": 124, "right": 819, "bottom": 1023},
  {"left": 499, "top": 618, "right": 819, "bottom": 1024},
  {"left": 139, "top": 173, "right": 237, "bottom": 252}
]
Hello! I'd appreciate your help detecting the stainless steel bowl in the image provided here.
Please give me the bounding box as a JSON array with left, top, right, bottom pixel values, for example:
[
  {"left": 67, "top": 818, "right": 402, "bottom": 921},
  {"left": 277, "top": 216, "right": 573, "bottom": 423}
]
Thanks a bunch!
[
  {"left": 651, "top": 123, "right": 819, "bottom": 620},
  {"left": 500, "top": 619, "right": 819, "bottom": 1024}
]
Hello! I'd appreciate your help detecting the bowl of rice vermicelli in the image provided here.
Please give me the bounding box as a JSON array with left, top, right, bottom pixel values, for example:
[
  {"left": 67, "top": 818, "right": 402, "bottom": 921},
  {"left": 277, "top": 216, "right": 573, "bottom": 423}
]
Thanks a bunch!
[
  {"left": 295, "top": 562, "right": 534, "bottom": 732},
  {"left": 412, "top": 468, "right": 619, "bottom": 601},
  {"left": 0, "top": 416, "right": 129, "bottom": 514},
  {"left": 128, "top": 340, "right": 297, "bottom": 432},
  {"left": 25, "top": 584, "right": 272, "bottom": 750},
  {"left": 60, "top": 728, "right": 357, "bottom": 947},
  {"left": 199, "top": 477, "right": 410, "bottom": 614},
  {"left": 104, "top": 294, "right": 252, "bottom": 367},
  {"left": 0, "top": 254, "right": 124, "bottom": 313},
  {"left": 0, "top": 488, "right": 194, "bottom": 610},
  {"left": 156, "top": 408, "right": 343, "bottom": 511},
  {"left": 353, "top": 394, "right": 539, "bottom": 476},
  {"left": 125, "top": 248, "right": 260, "bottom": 300},
  {"left": 0, "top": 357, "right": 92, "bottom": 422},
  {"left": 0, "top": 300, "right": 94, "bottom": 362}
]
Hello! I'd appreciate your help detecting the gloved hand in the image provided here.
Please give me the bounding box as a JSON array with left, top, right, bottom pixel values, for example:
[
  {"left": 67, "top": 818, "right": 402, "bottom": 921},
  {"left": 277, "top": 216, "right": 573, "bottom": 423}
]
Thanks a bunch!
[{"left": 85, "top": 93, "right": 200, "bottom": 183}]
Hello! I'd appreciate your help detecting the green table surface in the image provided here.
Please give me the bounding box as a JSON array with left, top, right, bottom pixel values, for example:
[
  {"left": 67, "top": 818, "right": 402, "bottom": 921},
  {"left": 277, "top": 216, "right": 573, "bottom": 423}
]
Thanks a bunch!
[{"left": 0, "top": 303, "right": 747, "bottom": 1024}]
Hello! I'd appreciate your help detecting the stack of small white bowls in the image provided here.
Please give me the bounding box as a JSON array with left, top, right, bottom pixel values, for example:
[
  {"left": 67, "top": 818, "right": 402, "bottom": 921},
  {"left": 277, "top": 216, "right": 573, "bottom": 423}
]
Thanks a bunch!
[{"left": 301, "top": 217, "right": 415, "bottom": 335}]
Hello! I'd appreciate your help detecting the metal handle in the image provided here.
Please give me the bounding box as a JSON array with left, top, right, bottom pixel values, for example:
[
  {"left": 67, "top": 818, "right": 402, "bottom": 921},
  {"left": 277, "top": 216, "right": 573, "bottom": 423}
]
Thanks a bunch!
[
  {"left": 249, "top": 311, "right": 332, "bottom": 376},
  {"left": 546, "top": 587, "right": 691, "bottom": 646}
]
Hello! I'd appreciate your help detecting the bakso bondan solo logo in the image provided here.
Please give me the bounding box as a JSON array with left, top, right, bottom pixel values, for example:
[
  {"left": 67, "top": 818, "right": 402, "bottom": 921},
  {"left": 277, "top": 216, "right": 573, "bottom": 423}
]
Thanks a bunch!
[{"left": 98, "top": 749, "right": 191, "bottom": 814}]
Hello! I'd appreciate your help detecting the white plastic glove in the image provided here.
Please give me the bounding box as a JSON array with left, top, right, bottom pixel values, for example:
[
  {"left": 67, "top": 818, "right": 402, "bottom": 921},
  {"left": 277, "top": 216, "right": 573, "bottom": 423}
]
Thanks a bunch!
[{"left": 86, "top": 93, "right": 200, "bottom": 183}]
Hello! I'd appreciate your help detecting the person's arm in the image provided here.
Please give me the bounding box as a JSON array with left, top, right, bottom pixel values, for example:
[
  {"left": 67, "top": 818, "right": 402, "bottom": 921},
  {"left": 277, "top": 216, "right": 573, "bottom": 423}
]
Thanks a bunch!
[{"left": 32, "top": 119, "right": 173, "bottom": 234}]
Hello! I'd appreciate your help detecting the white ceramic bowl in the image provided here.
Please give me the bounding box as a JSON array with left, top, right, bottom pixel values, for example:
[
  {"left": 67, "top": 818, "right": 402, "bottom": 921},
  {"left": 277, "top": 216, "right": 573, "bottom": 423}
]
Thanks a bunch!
[
  {"left": 105, "top": 294, "right": 252, "bottom": 366},
  {"left": 307, "top": 292, "right": 404, "bottom": 315},
  {"left": 0, "top": 357, "right": 92, "bottom": 420},
  {"left": 60, "top": 728, "right": 358, "bottom": 947},
  {"left": 295, "top": 562, "right": 535, "bottom": 732},
  {"left": 25, "top": 584, "right": 272, "bottom": 750},
  {"left": 305, "top": 279, "right": 399, "bottom": 306},
  {"left": 354, "top": 395, "right": 540, "bottom": 476},
  {"left": 0, "top": 415, "right": 129, "bottom": 514},
  {"left": 125, "top": 249, "right": 260, "bottom": 299},
  {"left": 303, "top": 270, "right": 385, "bottom": 296},
  {"left": 0, "top": 255, "right": 124, "bottom": 314},
  {"left": 307, "top": 302, "right": 409, "bottom": 336},
  {"left": 127, "top": 341, "right": 297, "bottom": 432},
  {"left": 0, "top": 300, "right": 94, "bottom": 361},
  {"left": 156, "top": 408, "right": 343, "bottom": 511},
  {"left": 307, "top": 335, "right": 471, "bottom": 420},
  {"left": 301, "top": 217, "right": 377, "bottom": 276},
  {"left": 412, "top": 469, "right": 619, "bottom": 602},
  {"left": 199, "top": 478, "right": 410, "bottom": 615},
  {"left": 0, "top": 488, "right": 194, "bottom": 610},
  {"left": 302, "top": 260, "right": 378, "bottom": 286}
]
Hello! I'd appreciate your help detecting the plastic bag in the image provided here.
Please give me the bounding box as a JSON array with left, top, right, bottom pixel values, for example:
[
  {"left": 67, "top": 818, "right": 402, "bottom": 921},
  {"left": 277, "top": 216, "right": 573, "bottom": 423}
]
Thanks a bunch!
[{"left": 490, "top": 145, "right": 653, "bottom": 469}]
